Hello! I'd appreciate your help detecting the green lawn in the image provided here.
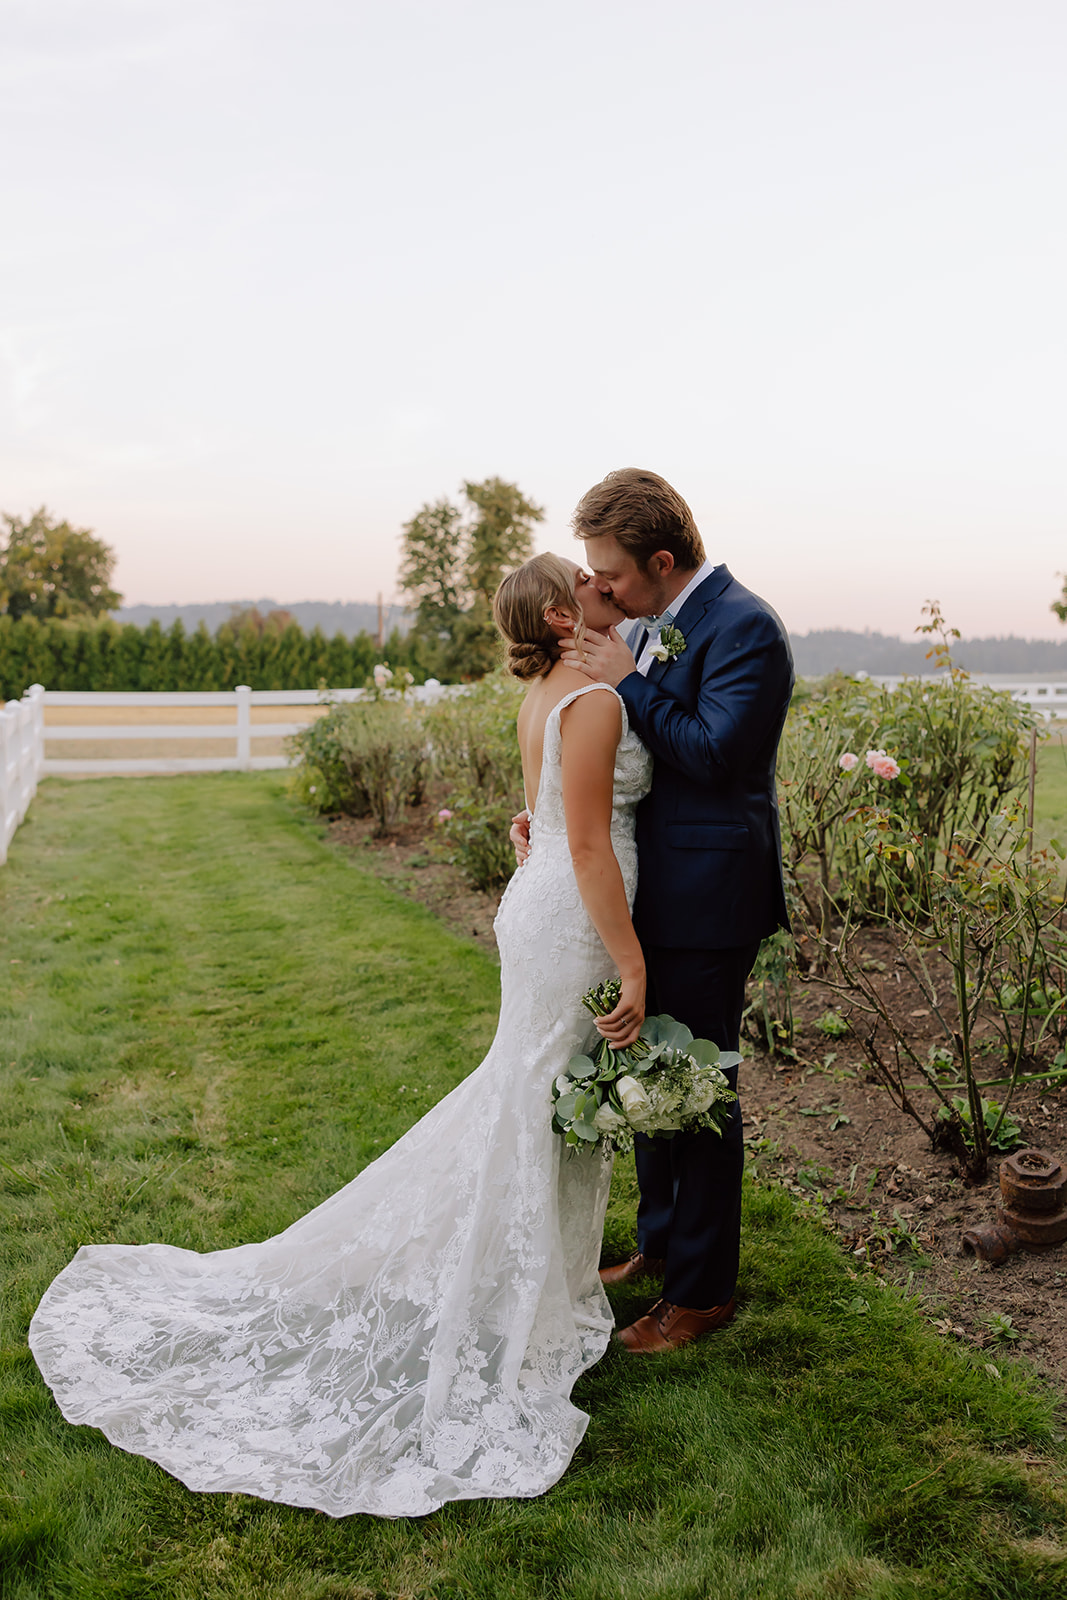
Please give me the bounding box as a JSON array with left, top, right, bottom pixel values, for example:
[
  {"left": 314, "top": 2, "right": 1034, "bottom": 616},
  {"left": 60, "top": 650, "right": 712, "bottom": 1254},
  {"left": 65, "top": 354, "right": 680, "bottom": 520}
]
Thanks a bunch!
[
  {"left": 1036, "top": 736, "right": 1067, "bottom": 859},
  {"left": 2, "top": 774, "right": 1066, "bottom": 1599}
]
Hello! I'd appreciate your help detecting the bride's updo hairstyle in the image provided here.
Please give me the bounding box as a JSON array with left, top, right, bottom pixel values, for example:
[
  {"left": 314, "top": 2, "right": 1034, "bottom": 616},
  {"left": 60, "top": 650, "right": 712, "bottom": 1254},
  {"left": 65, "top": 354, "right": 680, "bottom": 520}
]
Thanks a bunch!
[{"left": 493, "top": 554, "right": 587, "bottom": 681}]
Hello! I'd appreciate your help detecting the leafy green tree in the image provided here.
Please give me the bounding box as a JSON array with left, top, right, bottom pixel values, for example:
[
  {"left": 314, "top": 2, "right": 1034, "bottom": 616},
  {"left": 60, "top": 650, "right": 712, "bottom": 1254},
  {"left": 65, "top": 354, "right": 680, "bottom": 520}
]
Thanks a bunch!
[
  {"left": 183, "top": 622, "right": 221, "bottom": 690},
  {"left": 399, "top": 500, "right": 465, "bottom": 621},
  {"left": 165, "top": 620, "right": 187, "bottom": 688},
  {"left": 76, "top": 623, "right": 107, "bottom": 690},
  {"left": 305, "top": 625, "right": 331, "bottom": 685},
  {"left": 398, "top": 478, "right": 543, "bottom": 680},
  {"left": 1052, "top": 577, "right": 1067, "bottom": 624},
  {"left": 114, "top": 623, "right": 146, "bottom": 689},
  {"left": 274, "top": 621, "right": 311, "bottom": 688},
  {"left": 140, "top": 620, "right": 170, "bottom": 690},
  {"left": 0, "top": 507, "right": 122, "bottom": 621},
  {"left": 461, "top": 478, "right": 543, "bottom": 606}
]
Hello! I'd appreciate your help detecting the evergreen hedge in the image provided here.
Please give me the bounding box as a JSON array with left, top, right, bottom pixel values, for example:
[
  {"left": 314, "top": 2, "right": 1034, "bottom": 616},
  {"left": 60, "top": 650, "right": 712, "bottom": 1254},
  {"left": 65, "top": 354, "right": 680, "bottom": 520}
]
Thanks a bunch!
[{"left": 0, "top": 616, "right": 414, "bottom": 699}]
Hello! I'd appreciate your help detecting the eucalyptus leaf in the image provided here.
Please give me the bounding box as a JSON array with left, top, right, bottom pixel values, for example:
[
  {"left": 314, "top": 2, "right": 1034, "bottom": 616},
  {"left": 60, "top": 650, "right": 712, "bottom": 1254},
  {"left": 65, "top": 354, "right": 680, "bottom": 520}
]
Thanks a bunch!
[
  {"left": 686, "top": 1038, "right": 722, "bottom": 1068},
  {"left": 567, "top": 1053, "right": 598, "bottom": 1081},
  {"left": 640, "top": 1015, "right": 694, "bottom": 1052}
]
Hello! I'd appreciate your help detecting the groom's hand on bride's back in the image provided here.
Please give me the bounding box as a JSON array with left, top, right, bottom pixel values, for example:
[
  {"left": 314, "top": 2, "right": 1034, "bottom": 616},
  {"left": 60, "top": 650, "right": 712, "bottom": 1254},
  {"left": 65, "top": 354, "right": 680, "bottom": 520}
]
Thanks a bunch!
[
  {"left": 510, "top": 810, "right": 531, "bottom": 866},
  {"left": 560, "top": 626, "right": 637, "bottom": 688}
]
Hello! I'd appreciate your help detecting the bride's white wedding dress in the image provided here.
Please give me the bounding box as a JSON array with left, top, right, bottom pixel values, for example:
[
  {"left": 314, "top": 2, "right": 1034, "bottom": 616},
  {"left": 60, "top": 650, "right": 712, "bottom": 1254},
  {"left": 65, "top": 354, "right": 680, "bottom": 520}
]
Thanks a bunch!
[{"left": 30, "top": 684, "right": 652, "bottom": 1518}]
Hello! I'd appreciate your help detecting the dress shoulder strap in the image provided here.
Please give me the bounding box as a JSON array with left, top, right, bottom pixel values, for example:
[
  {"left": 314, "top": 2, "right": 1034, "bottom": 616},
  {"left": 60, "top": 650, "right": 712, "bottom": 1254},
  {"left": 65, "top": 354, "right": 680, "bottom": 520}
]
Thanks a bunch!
[{"left": 546, "top": 682, "right": 629, "bottom": 742}]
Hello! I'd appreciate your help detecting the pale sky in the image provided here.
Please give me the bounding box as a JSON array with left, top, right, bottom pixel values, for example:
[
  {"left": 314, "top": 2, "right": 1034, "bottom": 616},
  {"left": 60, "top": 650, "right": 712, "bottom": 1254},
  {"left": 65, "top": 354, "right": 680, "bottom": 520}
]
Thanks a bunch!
[{"left": 2, "top": 0, "right": 1064, "bottom": 638}]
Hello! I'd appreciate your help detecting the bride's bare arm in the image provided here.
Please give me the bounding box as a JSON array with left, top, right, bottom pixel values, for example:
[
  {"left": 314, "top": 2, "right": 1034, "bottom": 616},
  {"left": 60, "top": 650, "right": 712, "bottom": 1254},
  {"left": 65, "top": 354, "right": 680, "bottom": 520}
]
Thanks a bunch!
[{"left": 559, "top": 692, "right": 645, "bottom": 1048}]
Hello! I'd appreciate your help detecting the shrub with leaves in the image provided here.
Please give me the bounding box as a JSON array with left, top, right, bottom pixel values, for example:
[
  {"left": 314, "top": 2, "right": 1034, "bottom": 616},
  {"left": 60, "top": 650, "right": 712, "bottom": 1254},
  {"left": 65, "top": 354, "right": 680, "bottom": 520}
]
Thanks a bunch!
[
  {"left": 826, "top": 802, "right": 1063, "bottom": 1179},
  {"left": 288, "top": 699, "right": 428, "bottom": 833},
  {"left": 742, "top": 929, "right": 796, "bottom": 1056},
  {"left": 779, "top": 605, "right": 1038, "bottom": 944},
  {"left": 425, "top": 672, "right": 525, "bottom": 891},
  {"left": 435, "top": 798, "right": 519, "bottom": 894},
  {"left": 424, "top": 671, "right": 524, "bottom": 804}
]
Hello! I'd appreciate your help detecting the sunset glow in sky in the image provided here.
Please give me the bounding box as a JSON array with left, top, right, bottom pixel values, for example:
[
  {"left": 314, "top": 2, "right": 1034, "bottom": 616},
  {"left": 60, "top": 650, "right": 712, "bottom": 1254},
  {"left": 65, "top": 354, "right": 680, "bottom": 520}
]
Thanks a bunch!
[{"left": 2, "top": 1, "right": 1065, "bottom": 638}]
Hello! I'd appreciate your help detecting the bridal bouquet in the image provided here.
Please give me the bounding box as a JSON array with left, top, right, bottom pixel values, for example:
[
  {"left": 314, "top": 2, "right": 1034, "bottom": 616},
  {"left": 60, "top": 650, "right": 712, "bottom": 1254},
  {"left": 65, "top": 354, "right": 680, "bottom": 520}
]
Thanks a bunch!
[{"left": 551, "top": 979, "right": 740, "bottom": 1154}]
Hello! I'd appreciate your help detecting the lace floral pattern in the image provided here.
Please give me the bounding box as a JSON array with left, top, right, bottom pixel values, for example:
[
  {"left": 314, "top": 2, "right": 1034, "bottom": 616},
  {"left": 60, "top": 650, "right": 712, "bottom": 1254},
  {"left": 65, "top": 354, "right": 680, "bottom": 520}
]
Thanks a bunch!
[{"left": 30, "top": 684, "right": 652, "bottom": 1518}]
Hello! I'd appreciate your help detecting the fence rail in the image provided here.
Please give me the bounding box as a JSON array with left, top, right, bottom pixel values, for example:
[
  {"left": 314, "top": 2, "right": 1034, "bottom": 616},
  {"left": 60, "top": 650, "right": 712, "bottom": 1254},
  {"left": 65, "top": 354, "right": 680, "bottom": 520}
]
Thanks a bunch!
[
  {"left": 40, "top": 684, "right": 448, "bottom": 777},
  {"left": 1, "top": 684, "right": 44, "bottom": 864},
  {"left": 869, "top": 676, "right": 1067, "bottom": 715}
]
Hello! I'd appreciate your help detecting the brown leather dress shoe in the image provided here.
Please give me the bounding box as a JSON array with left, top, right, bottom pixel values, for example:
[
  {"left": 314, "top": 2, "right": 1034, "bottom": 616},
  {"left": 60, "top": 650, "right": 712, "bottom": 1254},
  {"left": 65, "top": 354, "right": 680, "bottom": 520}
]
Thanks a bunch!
[
  {"left": 598, "top": 1251, "right": 667, "bottom": 1287},
  {"left": 615, "top": 1297, "right": 737, "bottom": 1352}
]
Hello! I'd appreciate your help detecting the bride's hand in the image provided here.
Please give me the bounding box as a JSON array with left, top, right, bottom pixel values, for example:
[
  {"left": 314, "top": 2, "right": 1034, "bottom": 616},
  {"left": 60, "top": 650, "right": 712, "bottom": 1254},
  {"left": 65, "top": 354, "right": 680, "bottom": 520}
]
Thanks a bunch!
[{"left": 594, "top": 972, "right": 645, "bottom": 1049}]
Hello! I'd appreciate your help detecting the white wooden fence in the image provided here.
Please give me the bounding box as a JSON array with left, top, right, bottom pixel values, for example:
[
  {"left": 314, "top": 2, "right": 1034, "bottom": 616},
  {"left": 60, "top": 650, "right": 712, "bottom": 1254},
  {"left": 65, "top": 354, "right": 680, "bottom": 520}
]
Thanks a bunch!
[
  {"left": 1, "top": 684, "right": 45, "bottom": 864},
  {"left": 40, "top": 684, "right": 449, "bottom": 776},
  {"left": 870, "top": 676, "right": 1067, "bottom": 715},
  {"left": 0, "top": 674, "right": 1063, "bottom": 865}
]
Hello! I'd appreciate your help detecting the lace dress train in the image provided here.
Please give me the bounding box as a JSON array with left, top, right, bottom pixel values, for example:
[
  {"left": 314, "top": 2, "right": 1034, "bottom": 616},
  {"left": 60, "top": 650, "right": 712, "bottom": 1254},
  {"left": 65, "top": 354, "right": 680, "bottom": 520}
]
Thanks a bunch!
[{"left": 29, "top": 684, "right": 652, "bottom": 1518}]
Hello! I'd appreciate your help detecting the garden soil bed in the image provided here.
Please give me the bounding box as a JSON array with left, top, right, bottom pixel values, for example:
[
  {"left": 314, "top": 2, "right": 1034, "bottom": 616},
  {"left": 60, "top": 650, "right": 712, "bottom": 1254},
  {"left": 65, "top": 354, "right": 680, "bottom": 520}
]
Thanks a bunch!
[{"left": 329, "top": 802, "right": 1067, "bottom": 1393}]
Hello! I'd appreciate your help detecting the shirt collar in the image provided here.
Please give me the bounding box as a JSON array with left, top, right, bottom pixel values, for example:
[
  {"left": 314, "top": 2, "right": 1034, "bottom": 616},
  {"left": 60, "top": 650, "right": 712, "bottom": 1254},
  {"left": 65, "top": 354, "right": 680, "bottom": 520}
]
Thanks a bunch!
[{"left": 654, "top": 557, "right": 715, "bottom": 626}]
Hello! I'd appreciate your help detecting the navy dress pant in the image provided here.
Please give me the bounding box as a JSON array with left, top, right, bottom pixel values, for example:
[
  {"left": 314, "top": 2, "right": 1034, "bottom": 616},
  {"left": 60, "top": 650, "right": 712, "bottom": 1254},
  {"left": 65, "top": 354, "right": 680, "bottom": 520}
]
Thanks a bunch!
[{"left": 635, "top": 941, "right": 761, "bottom": 1309}]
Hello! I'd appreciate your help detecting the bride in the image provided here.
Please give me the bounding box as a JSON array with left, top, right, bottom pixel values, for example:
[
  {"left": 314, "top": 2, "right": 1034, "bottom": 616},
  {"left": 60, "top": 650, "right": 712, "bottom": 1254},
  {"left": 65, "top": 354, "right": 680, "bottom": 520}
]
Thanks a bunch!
[{"left": 29, "top": 553, "right": 652, "bottom": 1519}]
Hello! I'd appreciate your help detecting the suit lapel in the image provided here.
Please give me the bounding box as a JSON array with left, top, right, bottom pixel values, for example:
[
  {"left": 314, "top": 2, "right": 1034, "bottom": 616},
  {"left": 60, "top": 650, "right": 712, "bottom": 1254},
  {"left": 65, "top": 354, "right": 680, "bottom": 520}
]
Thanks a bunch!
[{"left": 644, "top": 565, "right": 733, "bottom": 681}]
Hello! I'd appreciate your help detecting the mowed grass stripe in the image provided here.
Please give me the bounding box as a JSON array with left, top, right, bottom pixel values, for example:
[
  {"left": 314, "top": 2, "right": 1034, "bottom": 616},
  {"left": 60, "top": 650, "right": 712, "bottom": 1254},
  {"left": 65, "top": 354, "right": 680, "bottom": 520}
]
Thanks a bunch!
[
  {"left": 0, "top": 773, "right": 1065, "bottom": 1599},
  {"left": 1, "top": 773, "right": 499, "bottom": 1270}
]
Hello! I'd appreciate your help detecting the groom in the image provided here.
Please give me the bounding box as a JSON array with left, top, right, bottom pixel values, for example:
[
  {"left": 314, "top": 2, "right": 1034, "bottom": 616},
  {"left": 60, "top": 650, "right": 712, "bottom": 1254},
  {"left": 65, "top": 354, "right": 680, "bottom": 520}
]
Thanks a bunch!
[{"left": 561, "top": 468, "right": 793, "bottom": 1352}]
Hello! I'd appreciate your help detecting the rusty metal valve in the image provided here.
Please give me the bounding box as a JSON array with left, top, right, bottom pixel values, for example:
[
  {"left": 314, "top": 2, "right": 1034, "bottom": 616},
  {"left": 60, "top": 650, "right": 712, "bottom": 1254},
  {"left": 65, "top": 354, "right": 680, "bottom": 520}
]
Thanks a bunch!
[{"left": 961, "top": 1147, "right": 1067, "bottom": 1262}]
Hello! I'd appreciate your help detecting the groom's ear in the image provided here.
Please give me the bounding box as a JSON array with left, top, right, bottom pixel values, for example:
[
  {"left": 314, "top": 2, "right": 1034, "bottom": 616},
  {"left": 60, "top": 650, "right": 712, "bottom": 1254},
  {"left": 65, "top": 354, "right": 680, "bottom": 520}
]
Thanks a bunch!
[{"left": 646, "top": 550, "right": 676, "bottom": 581}]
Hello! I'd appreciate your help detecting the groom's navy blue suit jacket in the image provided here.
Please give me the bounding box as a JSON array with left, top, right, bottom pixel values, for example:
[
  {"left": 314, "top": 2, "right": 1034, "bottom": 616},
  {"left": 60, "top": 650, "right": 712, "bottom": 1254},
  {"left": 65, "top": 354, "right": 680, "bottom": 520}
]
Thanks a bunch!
[{"left": 617, "top": 564, "right": 794, "bottom": 950}]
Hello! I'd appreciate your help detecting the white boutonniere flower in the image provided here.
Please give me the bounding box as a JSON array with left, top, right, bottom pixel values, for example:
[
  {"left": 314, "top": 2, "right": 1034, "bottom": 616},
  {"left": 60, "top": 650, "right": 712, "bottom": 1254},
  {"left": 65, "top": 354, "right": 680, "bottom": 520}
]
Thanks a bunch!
[{"left": 649, "top": 625, "right": 686, "bottom": 664}]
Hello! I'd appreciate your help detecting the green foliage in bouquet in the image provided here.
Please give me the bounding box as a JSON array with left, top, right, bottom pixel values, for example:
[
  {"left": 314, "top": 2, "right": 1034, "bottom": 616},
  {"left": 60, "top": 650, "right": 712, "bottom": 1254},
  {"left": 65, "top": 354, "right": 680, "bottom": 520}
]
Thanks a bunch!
[{"left": 551, "top": 980, "right": 739, "bottom": 1154}]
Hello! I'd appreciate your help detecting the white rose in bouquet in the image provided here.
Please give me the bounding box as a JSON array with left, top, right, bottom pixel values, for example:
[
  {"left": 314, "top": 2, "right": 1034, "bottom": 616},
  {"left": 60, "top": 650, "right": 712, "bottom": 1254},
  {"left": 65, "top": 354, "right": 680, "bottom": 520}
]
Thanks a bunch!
[
  {"left": 593, "top": 1102, "right": 628, "bottom": 1136},
  {"left": 616, "top": 1075, "right": 652, "bottom": 1122}
]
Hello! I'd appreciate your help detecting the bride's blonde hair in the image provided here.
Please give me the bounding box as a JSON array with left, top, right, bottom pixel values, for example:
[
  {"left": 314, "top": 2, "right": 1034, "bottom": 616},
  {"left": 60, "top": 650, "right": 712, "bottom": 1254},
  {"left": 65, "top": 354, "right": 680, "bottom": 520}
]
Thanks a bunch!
[{"left": 493, "top": 554, "right": 587, "bottom": 681}]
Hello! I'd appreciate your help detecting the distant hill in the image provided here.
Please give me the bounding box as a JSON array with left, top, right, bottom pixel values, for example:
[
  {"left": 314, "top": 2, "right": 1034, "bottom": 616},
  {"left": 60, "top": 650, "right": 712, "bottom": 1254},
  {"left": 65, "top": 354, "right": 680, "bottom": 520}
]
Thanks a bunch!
[
  {"left": 112, "top": 599, "right": 413, "bottom": 639},
  {"left": 791, "top": 630, "right": 1067, "bottom": 677}
]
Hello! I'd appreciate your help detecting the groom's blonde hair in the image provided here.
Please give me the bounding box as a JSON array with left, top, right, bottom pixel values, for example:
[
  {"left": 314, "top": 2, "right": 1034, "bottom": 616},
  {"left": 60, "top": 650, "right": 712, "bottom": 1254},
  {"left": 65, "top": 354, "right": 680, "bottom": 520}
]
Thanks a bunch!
[
  {"left": 572, "top": 468, "right": 705, "bottom": 570},
  {"left": 493, "top": 554, "right": 587, "bottom": 681}
]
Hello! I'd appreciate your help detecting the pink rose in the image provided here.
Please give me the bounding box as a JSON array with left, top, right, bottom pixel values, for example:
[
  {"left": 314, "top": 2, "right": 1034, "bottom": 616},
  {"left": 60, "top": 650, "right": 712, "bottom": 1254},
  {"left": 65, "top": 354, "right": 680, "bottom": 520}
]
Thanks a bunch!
[
  {"left": 870, "top": 755, "right": 900, "bottom": 780},
  {"left": 864, "top": 748, "right": 886, "bottom": 770},
  {"left": 839, "top": 752, "right": 859, "bottom": 771},
  {"left": 437, "top": 808, "right": 454, "bottom": 822}
]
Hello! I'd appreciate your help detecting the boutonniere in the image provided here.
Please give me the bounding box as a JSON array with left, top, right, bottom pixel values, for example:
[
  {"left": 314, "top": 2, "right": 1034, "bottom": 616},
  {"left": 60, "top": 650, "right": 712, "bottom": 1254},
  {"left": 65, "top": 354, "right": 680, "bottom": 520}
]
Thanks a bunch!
[{"left": 648, "top": 625, "right": 687, "bottom": 664}]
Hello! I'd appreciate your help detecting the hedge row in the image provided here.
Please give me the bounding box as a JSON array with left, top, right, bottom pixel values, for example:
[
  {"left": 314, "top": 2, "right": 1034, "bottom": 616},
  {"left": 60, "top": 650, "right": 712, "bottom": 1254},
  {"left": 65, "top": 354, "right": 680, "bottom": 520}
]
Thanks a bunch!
[{"left": 0, "top": 615, "right": 415, "bottom": 699}]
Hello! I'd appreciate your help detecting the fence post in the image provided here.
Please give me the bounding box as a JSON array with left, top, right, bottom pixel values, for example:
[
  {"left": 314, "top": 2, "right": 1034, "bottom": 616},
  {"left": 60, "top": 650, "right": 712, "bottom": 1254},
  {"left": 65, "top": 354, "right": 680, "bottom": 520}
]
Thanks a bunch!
[
  {"left": 26, "top": 684, "right": 45, "bottom": 782},
  {"left": 235, "top": 685, "right": 252, "bottom": 771},
  {"left": 0, "top": 705, "right": 11, "bottom": 866},
  {"left": 14, "top": 700, "right": 28, "bottom": 823}
]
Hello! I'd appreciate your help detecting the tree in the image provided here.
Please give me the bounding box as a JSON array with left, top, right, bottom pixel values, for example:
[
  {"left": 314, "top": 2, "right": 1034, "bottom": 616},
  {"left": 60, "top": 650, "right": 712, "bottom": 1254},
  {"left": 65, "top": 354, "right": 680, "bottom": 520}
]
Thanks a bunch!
[
  {"left": 399, "top": 499, "right": 465, "bottom": 624},
  {"left": 397, "top": 478, "right": 544, "bottom": 679},
  {"left": 462, "top": 478, "right": 543, "bottom": 606},
  {"left": 0, "top": 507, "right": 121, "bottom": 621},
  {"left": 223, "top": 605, "right": 295, "bottom": 637},
  {"left": 1052, "top": 577, "right": 1067, "bottom": 624}
]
